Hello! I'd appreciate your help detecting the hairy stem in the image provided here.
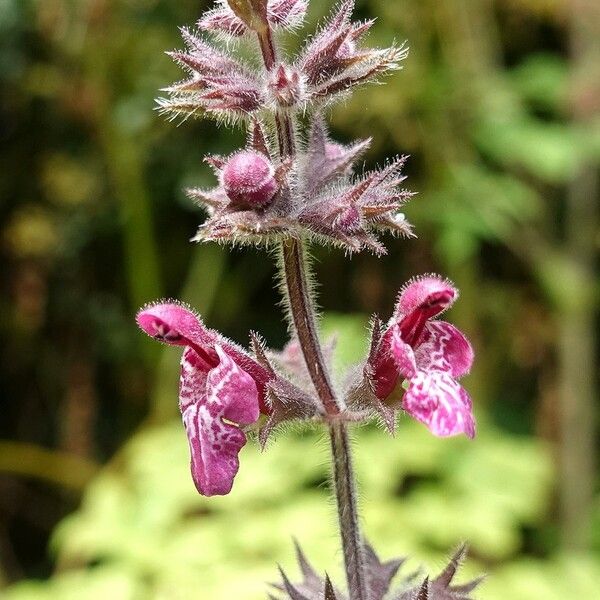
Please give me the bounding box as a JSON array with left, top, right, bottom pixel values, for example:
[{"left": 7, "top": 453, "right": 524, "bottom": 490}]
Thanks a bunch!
[
  {"left": 330, "top": 421, "right": 370, "bottom": 600},
  {"left": 281, "top": 239, "right": 369, "bottom": 600},
  {"left": 280, "top": 238, "right": 340, "bottom": 415},
  {"left": 256, "top": 23, "right": 369, "bottom": 599},
  {"left": 256, "top": 26, "right": 296, "bottom": 157}
]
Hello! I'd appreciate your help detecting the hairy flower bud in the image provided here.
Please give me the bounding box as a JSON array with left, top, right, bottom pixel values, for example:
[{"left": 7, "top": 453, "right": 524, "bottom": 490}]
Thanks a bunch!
[
  {"left": 221, "top": 150, "right": 278, "bottom": 208},
  {"left": 269, "top": 64, "right": 304, "bottom": 107}
]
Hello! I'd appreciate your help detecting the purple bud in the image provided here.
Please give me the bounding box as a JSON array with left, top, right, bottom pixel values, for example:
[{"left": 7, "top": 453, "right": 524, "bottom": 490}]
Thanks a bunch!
[{"left": 221, "top": 151, "right": 278, "bottom": 208}]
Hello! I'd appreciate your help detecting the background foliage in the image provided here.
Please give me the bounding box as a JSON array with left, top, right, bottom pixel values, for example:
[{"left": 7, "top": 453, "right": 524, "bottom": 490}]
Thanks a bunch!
[{"left": 0, "top": 0, "right": 598, "bottom": 598}]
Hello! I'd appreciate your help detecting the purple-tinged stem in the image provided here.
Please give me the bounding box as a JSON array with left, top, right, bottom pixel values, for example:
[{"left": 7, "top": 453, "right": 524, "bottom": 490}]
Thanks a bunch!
[
  {"left": 330, "top": 420, "right": 370, "bottom": 600},
  {"left": 280, "top": 238, "right": 340, "bottom": 415},
  {"left": 255, "top": 22, "right": 369, "bottom": 600},
  {"left": 256, "top": 26, "right": 296, "bottom": 157}
]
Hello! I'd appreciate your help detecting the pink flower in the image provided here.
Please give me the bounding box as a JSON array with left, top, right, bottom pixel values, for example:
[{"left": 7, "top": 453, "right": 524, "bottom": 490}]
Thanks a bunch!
[
  {"left": 370, "top": 276, "right": 475, "bottom": 438},
  {"left": 137, "top": 302, "right": 271, "bottom": 495}
]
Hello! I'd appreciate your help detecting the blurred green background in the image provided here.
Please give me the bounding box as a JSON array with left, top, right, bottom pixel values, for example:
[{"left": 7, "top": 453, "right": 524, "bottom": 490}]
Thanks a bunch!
[{"left": 0, "top": 0, "right": 599, "bottom": 598}]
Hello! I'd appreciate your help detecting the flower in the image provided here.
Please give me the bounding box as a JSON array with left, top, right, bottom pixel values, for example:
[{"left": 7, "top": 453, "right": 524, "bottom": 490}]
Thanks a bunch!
[
  {"left": 369, "top": 275, "right": 475, "bottom": 438},
  {"left": 137, "top": 302, "right": 271, "bottom": 495}
]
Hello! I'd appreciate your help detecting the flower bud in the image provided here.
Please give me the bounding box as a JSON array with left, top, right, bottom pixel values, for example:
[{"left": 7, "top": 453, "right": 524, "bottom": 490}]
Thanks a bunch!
[
  {"left": 222, "top": 151, "right": 278, "bottom": 208},
  {"left": 269, "top": 64, "right": 304, "bottom": 108}
]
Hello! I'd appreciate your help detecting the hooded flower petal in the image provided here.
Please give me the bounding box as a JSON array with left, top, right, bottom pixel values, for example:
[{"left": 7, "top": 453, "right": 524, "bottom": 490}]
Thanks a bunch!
[
  {"left": 395, "top": 275, "right": 457, "bottom": 318},
  {"left": 137, "top": 301, "right": 270, "bottom": 394},
  {"left": 136, "top": 302, "right": 218, "bottom": 369},
  {"left": 180, "top": 345, "right": 259, "bottom": 496},
  {"left": 402, "top": 370, "right": 475, "bottom": 439},
  {"left": 137, "top": 301, "right": 279, "bottom": 495},
  {"left": 415, "top": 321, "right": 474, "bottom": 378},
  {"left": 137, "top": 302, "right": 211, "bottom": 346}
]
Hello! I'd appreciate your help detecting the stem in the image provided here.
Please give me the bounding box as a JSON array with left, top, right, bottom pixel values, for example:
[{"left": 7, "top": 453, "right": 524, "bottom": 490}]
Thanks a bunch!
[
  {"left": 255, "top": 23, "right": 369, "bottom": 598},
  {"left": 330, "top": 421, "right": 370, "bottom": 600},
  {"left": 281, "top": 239, "right": 340, "bottom": 415},
  {"left": 281, "top": 238, "right": 369, "bottom": 600},
  {"left": 256, "top": 26, "right": 296, "bottom": 157}
]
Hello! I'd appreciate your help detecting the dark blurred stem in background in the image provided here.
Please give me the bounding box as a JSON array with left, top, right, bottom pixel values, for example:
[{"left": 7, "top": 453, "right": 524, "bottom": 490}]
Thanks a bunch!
[
  {"left": 559, "top": 0, "right": 599, "bottom": 552},
  {"left": 0, "top": 442, "right": 98, "bottom": 491},
  {"left": 96, "top": 117, "right": 163, "bottom": 366}
]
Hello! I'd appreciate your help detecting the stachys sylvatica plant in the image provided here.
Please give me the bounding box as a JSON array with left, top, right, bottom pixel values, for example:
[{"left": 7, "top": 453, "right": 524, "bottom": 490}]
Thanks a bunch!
[{"left": 136, "top": 1, "right": 483, "bottom": 598}]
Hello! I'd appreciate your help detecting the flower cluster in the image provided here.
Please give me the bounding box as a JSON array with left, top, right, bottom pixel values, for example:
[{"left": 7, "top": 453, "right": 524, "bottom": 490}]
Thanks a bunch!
[
  {"left": 137, "top": 274, "right": 474, "bottom": 496},
  {"left": 161, "top": 1, "right": 406, "bottom": 120},
  {"left": 188, "top": 118, "right": 413, "bottom": 254},
  {"left": 160, "top": 0, "right": 411, "bottom": 254}
]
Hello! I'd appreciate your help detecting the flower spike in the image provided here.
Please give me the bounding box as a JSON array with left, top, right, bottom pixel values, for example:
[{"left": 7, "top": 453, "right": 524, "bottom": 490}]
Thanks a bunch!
[{"left": 148, "top": 0, "right": 482, "bottom": 595}]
